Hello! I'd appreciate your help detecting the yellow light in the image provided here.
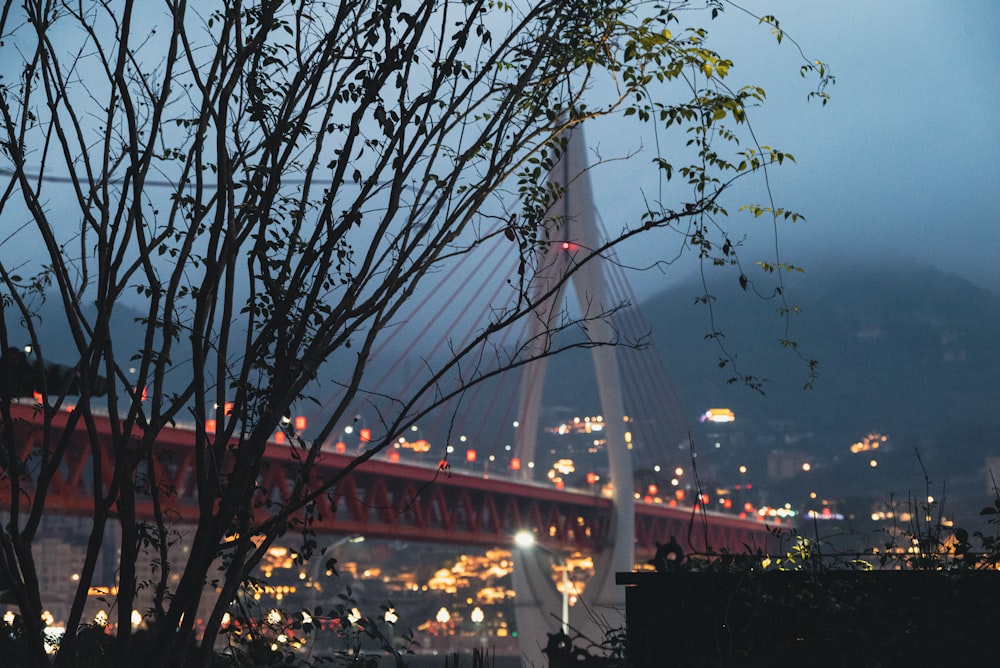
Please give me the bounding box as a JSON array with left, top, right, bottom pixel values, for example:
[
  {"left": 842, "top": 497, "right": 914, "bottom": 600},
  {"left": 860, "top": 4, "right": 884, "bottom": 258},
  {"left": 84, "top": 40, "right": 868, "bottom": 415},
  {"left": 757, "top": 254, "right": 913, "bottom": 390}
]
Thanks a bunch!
[{"left": 703, "top": 408, "right": 735, "bottom": 423}]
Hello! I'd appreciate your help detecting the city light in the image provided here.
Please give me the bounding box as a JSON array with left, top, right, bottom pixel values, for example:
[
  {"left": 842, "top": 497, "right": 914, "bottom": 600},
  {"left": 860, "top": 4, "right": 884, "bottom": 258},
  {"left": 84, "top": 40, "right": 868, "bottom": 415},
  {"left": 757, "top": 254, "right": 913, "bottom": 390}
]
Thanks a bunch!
[{"left": 701, "top": 408, "right": 735, "bottom": 423}]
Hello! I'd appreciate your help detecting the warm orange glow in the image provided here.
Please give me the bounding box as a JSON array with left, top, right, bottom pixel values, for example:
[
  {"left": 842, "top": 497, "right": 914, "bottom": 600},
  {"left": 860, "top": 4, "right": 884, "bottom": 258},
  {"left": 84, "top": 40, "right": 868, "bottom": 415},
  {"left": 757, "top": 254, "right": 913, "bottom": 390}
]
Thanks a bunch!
[
  {"left": 274, "top": 432, "right": 285, "bottom": 444},
  {"left": 224, "top": 401, "right": 234, "bottom": 415},
  {"left": 294, "top": 416, "right": 307, "bottom": 431},
  {"left": 335, "top": 441, "right": 346, "bottom": 453},
  {"left": 465, "top": 449, "right": 476, "bottom": 462},
  {"left": 389, "top": 450, "right": 400, "bottom": 463},
  {"left": 647, "top": 484, "right": 658, "bottom": 495},
  {"left": 675, "top": 489, "right": 685, "bottom": 501},
  {"left": 510, "top": 458, "right": 521, "bottom": 471},
  {"left": 586, "top": 472, "right": 598, "bottom": 485},
  {"left": 205, "top": 419, "right": 217, "bottom": 432},
  {"left": 408, "top": 439, "right": 431, "bottom": 453},
  {"left": 703, "top": 408, "right": 735, "bottom": 423},
  {"left": 359, "top": 428, "right": 371, "bottom": 442}
]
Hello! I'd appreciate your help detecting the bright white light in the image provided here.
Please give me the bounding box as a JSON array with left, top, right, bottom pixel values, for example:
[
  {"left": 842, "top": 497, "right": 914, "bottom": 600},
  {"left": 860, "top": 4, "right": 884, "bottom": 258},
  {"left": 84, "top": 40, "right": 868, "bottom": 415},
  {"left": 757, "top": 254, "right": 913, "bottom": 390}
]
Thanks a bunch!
[
  {"left": 435, "top": 607, "right": 451, "bottom": 624},
  {"left": 470, "top": 607, "right": 485, "bottom": 624},
  {"left": 384, "top": 608, "right": 399, "bottom": 624},
  {"left": 514, "top": 531, "right": 535, "bottom": 548}
]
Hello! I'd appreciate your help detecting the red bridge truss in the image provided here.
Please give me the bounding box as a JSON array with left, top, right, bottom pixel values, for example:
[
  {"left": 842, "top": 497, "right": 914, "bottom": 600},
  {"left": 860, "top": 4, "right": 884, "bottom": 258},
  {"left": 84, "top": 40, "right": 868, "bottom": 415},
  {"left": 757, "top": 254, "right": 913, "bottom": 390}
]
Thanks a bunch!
[{"left": 1, "top": 402, "right": 780, "bottom": 560}]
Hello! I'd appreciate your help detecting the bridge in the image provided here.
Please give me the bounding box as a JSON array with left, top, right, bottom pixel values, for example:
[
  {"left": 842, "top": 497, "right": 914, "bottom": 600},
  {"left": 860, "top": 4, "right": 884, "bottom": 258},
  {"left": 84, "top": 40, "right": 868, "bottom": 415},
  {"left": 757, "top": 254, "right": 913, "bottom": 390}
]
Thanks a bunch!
[
  {"left": 1, "top": 402, "right": 776, "bottom": 559},
  {"left": 1, "top": 127, "right": 785, "bottom": 666}
]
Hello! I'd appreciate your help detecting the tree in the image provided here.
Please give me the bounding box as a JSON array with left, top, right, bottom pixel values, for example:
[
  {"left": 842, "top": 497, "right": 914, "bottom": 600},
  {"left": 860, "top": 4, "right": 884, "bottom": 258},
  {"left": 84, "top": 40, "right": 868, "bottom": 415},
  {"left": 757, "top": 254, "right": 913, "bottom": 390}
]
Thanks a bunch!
[{"left": 0, "top": 1, "right": 830, "bottom": 665}]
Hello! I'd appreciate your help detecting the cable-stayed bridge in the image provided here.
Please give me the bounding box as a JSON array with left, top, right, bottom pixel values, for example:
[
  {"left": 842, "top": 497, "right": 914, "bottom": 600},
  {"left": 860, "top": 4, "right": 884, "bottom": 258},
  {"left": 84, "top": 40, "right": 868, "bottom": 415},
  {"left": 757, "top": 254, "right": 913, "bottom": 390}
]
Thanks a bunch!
[{"left": 1, "top": 127, "right": 784, "bottom": 666}]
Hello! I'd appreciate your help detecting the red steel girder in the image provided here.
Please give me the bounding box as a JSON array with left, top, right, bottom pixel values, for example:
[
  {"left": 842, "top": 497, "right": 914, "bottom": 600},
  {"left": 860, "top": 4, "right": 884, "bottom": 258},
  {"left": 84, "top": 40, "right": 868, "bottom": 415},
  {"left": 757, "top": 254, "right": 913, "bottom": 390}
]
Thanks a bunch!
[{"left": 1, "top": 403, "right": 778, "bottom": 556}]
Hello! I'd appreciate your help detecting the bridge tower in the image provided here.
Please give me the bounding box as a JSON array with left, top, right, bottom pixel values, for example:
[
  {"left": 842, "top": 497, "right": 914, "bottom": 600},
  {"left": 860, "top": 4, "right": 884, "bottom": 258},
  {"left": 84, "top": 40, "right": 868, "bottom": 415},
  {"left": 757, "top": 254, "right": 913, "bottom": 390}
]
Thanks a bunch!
[{"left": 511, "top": 126, "right": 635, "bottom": 666}]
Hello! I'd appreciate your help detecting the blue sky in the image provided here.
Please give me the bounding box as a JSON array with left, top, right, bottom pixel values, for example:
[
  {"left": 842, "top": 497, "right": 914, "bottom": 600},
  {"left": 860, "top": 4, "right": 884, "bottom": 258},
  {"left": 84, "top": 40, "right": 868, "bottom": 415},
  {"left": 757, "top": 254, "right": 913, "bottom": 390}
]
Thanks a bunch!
[{"left": 588, "top": 0, "right": 1000, "bottom": 298}]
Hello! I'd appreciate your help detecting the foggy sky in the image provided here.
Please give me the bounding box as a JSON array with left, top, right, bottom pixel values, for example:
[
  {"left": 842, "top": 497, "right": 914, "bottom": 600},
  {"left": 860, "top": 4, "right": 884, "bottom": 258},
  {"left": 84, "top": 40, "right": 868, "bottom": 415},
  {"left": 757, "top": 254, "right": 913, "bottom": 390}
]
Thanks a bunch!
[{"left": 590, "top": 0, "right": 1000, "bottom": 299}]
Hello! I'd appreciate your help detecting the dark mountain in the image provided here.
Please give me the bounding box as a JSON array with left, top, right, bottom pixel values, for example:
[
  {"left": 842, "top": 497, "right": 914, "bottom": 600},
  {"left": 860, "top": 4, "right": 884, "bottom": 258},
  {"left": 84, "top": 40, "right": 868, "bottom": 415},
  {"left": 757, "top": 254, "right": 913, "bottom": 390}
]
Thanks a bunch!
[{"left": 640, "top": 261, "right": 1000, "bottom": 445}]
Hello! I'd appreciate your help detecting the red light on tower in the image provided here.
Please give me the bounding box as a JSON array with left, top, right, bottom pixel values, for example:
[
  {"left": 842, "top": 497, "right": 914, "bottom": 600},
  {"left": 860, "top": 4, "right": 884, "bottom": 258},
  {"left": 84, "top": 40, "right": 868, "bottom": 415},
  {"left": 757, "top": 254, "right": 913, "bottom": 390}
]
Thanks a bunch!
[
  {"left": 675, "top": 489, "right": 685, "bottom": 501},
  {"left": 205, "top": 419, "right": 217, "bottom": 432},
  {"left": 334, "top": 441, "right": 346, "bottom": 453},
  {"left": 274, "top": 432, "right": 285, "bottom": 444},
  {"left": 510, "top": 458, "right": 521, "bottom": 471},
  {"left": 359, "top": 428, "right": 371, "bottom": 443},
  {"left": 465, "top": 449, "right": 477, "bottom": 463},
  {"left": 389, "top": 450, "right": 400, "bottom": 463},
  {"left": 586, "top": 472, "right": 598, "bottom": 485},
  {"left": 647, "top": 484, "right": 658, "bottom": 496},
  {"left": 294, "top": 416, "right": 307, "bottom": 431}
]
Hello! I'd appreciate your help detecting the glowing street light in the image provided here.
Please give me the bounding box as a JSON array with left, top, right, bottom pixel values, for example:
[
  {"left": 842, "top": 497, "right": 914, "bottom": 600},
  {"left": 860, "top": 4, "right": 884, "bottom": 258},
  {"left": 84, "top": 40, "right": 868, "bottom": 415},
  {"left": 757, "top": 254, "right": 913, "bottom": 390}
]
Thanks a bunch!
[
  {"left": 470, "top": 606, "right": 485, "bottom": 624},
  {"left": 435, "top": 607, "right": 451, "bottom": 624},
  {"left": 514, "top": 530, "right": 569, "bottom": 634}
]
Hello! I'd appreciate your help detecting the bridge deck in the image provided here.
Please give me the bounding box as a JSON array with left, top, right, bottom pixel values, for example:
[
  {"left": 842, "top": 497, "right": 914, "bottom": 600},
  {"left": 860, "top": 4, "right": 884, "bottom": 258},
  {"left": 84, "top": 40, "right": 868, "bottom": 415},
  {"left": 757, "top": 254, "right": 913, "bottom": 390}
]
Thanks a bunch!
[{"left": 0, "top": 403, "right": 780, "bottom": 558}]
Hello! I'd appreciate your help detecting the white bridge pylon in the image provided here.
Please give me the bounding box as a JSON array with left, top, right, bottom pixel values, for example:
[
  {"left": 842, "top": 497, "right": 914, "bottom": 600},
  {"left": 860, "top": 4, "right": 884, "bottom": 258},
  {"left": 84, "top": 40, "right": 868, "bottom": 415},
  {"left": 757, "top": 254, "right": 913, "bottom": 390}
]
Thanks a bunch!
[{"left": 511, "top": 126, "right": 635, "bottom": 666}]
